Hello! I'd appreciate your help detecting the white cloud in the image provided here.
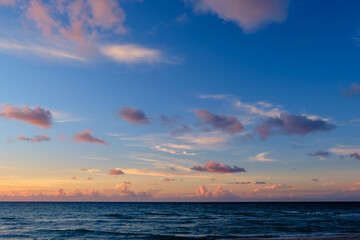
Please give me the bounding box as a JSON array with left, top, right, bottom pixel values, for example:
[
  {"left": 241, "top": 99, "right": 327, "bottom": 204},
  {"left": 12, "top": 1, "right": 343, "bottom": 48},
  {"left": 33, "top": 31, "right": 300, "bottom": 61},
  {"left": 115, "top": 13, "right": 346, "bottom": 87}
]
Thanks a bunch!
[
  {"left": 250, "top": 152, "right": 275, "bottom": 162},
  {"left": 328, "top": 145, "right": 360, "bottom": 155},
  {"left": 99, "top": 44, "right": 162, "bottom": 63},
  {"left": 0, "top": 40, "right": 85, "bottom": 61}
]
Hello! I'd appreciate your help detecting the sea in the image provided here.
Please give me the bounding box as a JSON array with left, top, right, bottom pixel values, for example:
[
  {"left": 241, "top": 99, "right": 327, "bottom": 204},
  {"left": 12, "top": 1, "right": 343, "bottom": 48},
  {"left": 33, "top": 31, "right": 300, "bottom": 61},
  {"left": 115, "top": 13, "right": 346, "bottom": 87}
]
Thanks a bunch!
[{"left": 0, "top": 202, "right": 359, "bottom": 239}]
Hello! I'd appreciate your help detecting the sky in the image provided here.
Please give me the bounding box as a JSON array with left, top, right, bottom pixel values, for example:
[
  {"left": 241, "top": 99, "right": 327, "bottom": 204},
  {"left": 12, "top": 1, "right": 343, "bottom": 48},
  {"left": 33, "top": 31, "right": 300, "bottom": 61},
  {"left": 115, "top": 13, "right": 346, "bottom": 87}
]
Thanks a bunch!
[{"left": 0, "top": 0, "right": 360, "bottom": 201}]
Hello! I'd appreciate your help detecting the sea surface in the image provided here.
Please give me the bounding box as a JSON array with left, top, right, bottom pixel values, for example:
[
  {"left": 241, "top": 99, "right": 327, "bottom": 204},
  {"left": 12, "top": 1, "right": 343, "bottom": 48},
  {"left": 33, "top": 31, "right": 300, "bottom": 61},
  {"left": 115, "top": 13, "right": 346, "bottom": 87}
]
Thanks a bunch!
[{"left": 0, "top": 202, "right": 359, "bottom": 239}]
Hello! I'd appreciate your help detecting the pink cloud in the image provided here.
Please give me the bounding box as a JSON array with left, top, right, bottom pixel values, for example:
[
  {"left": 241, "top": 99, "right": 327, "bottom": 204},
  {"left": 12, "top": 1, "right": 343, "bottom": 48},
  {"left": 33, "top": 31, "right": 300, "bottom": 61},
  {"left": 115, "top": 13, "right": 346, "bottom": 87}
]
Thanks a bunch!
[
  {"left": 26, "top": 0, "right": 59, "bottom": 37},
  {"left": 0, "top": 0, "right": 14, "bottom": 5},
  {"left": 73, "top": 129, "right": 107, "bottom": 145},
  {"left": 119, "top": 107, "right": 150, "bottom": 124},
  {"left": 0, "top": 103, "right": 52, "bottom": 128},
  {"left": 109, "top": 168, "right": 124, "bottom": 175},
  {"left": 71, "top": 176, "right": 77, "bottom": 180},
  {"left": 87, "top": 0, "right": 126, "bottom": 33},
  {"left": 189, "top": 0, "right": 289, "bottom": 33},
  {"left": 195, "top": 109, "right": 244, "bottom": 133},
  {"left": 196, "top": 185, "right": 237, "bottom": 199},
  {"left": 191, "top": 160, "right": 246, "bottom": 173},
  {"left": 58, "top": 134, "right": 66, "bottom": 141},
  {"left": 87, "top": 177, "right": 94, "bottom": 180},
  {"left": 17, "top": 133, "right": 50, "bottom": 143}
]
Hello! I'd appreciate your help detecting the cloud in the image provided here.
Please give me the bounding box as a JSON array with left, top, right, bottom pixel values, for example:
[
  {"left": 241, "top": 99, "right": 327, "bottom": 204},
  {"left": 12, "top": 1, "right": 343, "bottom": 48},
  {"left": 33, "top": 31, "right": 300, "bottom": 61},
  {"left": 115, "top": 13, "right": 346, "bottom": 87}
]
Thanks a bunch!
[
  {"left": 26, "top": 0, "right": 60, "bottom": 37},
  {"left": 350, "top": 153, "right": 360, "bottom": 160},
  {"left": 234, "top": 100, "right": 281, "bottom": 118},
  {"left": 81, "top": 168, "right": 101, "bottom": 173},
  {"left": 195, "top": 185, "right": 238, "bottom": 199},
  {"left": 113, "top": 181, "right": 152, "bottom": 198},
  {"left": 342, "top": 83, "right": 360, "bottom": 99},
  {"left": 195, "top": 109, "right": 244, "bottom": 133},
  {"left": 73, "top": 129, "right": 107, "bottom": 145},
  {"left": 0, "top": 0, "right": 168, "bottom": 65},
  {"left": 17, "top": 133, "right": 50, "bottom": 143},
  {"left": 229, "top": 181, "right": 266, "bottom": 185},
  {"left": 0, "top": 103, "right": 52, "bottom": 128},
  {"left": 0, "top": 40, "right": 86, "bottom": 61},
  {"left": 188, "top": 0, "right": 289, "bottom": 33},
  {"left": 328, "top": 145, "right": 360, "bottom": 155},
  {"left": 309, "top": 151, "right": 331, "bottom": 157},
  {"left": 86, "top": 0, "right": 126, "bottom": 33},
  {"left": 153, "top": 145, "right": 196, "bottom": 156},
  {"left": 256, "top": 112, "right": 336, "bottom": 140},
  {"left": 109, "top": 168, "right": 125, "bottom": 175},
  {"left": 250, "top": 152, "right": 275, "bottom": 162},
  {"left": 71, "top": 176, "right": 77, "bottom": 180},
  {"left": 191, "top": 160, "right": 246, "bottom": 173},
  {"left": 312, "top": 179, "right": 319, "bottom": 182},
  {"left": 0, "top": 0, "right": 14, "bottom": 6},
  {"left": 254, "top": 183, "right": 292, "bottom": 192},
  {"left": 100, "top": 44, "right": 162, "bottom": 64},
  {"left": 119, "top": 107, "right": 150, "bottom": 124},
  {"left": 159, "top": 114, "right": 192, "bottom": 135},
  {"left": 163, "top": 178, "right": 176, "bottom": 182}
]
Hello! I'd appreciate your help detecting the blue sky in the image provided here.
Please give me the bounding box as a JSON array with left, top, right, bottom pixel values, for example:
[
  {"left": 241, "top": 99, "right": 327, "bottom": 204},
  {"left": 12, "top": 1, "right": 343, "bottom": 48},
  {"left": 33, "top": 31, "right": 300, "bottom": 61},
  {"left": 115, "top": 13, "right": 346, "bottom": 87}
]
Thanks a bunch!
[{"left": 0, "top": 0, "right": 360, "bottom": 201}]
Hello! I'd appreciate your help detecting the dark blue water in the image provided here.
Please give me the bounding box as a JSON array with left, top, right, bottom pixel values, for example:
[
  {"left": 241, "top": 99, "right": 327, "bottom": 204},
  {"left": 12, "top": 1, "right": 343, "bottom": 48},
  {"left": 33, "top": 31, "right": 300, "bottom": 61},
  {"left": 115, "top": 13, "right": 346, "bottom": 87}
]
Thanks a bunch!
[{"left": 0, "top": 202, "right": 359, "bottom": 239}]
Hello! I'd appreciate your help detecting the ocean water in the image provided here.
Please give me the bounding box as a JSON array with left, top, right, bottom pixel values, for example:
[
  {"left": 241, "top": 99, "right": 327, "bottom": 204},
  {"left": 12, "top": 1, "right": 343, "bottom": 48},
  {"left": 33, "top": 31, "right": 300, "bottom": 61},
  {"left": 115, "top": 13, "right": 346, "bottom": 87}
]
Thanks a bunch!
[{"left": 0, "top": 202, "right": 359, "bottom": 239}]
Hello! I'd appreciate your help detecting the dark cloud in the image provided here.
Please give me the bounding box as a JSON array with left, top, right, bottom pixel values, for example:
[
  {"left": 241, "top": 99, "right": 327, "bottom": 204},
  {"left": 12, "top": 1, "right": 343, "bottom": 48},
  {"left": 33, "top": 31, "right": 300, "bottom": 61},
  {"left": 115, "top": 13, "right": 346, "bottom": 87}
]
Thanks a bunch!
[
  {"left": 312, "top": 179, "right": 320, "bottom": 182},
  {"left": 194, "top": 109, "right": 244, "bottom": 133},
  {"left": 350, "top": 153, "right": 360, "bottom": 160},
  {"left": 119, "top": 107, "right": 150, "bottom": 124},
  {"left": 342, "top": 83, "right": 360, "bottom": 98},
  {"left": 309, "top": 150, "right": 331, "bottom": 157},
  {"left": 256, "top": 112, "right": 335, "bottom": 140},
  {"left": 191, "top": 160, "right": 246, "bottom": 173},
  {"left": 229, "top": 181, "right": 266, "bottom": 185}
]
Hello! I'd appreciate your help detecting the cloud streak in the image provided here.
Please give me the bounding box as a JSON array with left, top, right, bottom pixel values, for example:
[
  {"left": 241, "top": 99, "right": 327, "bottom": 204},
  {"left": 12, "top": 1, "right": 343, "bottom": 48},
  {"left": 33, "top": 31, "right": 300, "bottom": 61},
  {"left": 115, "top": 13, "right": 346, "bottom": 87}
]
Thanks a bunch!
[
  {"left": 100, "top": 45, "right": 162, "bottom": 64},
  {"left": 17, "top": 133, "right": 50, "bottom": 143}
]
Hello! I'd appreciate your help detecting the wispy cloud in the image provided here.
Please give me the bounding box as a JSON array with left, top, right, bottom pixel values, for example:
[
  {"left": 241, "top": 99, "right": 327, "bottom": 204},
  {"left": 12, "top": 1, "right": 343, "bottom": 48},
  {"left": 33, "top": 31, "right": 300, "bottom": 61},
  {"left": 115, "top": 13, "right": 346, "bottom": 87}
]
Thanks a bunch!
[
  {"left": 342, "top": 83, "right": 360, "bottom": 99},
  {"left": 100, "top": 44, "right": 162, "bottom": 64},
  {"left": 250, "top": 152, "right": 275, "bottom": 162},
  {"left": 328, "top": 145, "right": 360, "bottom": 155},
  {"left": 0, "top": 40, "right": 85, "bottom": 61},
  {"left": 17, "top": 133, "right": 50, "bottom": 143}
]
